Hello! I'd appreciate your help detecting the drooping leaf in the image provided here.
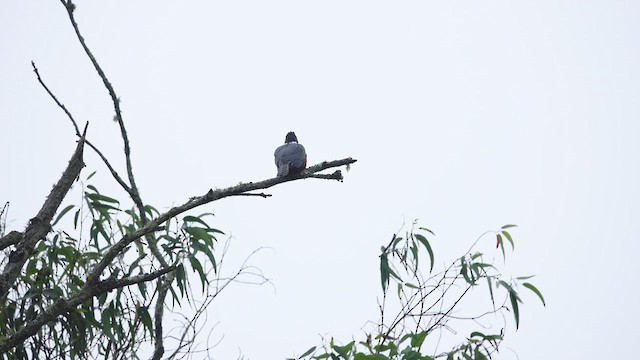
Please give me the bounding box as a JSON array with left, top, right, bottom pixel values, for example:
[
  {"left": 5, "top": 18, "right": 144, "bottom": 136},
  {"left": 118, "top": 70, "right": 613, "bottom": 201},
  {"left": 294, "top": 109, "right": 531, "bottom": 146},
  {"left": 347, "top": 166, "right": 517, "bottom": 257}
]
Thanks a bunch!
[
  {"left": 523, "top": 282, "right": 546, "bottom": 306},
  {"left": 509, "top": 290, "right": 520, "bottom": 329},
  {"left": 501, "top": 224, "right": 517, "bottom": 229},
  {"left": 486, "top": 277, "right": 495, "bottom": 307},
  {"left": 73, "top": 208, "right": 80, "bottom": 229},
  {"left": 414, "top": 233, "right": 434, "bottom": 272},
  {"left": 460, "top": 257, "right": 474, "bottom": 285},
  {"left": 139, "top": 306, "right": 153, "bottom": 334},
  {"left": 380, "top": 254, "right": 390, "bottom": 291},
  {"left": 497, "top": 234, "right": 505, "bottom": 260},
  {"left": 188, "top": 256, "right": 207, "bottom": 292},
  {"left": 501, "top": 231, "right": 514, "bottom": 250},
  {"left": 52, "top": 205, "right": 75, "bottom": 226},
  {"left": 419, "top": 227, "right": 435, "bottom": 235}
]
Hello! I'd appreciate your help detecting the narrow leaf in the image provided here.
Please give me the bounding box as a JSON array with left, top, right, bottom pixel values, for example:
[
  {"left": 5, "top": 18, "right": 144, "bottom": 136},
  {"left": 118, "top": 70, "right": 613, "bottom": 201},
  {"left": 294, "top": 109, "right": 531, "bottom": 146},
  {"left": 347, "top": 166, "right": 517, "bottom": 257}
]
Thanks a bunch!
[
  {"left": 380, "top": 254, "right": 390, "bottom": 291},
  {"left": 509, "top": 291, "right": 520, "bottom": 329},
  {"left": 300, "top": 346, "right": 316, "bottom": 358},
  {"left": 414, "top": 233, "right": 434, "bottom": 272},
  {"left": 501, "top": 231, "right": 514, "bottom": 250},
  {"left": 52, "top": 205, "right": 75, "bottom": 226},
  {"left": 523, "top": 282, "right": 546, "bottom": 306}
]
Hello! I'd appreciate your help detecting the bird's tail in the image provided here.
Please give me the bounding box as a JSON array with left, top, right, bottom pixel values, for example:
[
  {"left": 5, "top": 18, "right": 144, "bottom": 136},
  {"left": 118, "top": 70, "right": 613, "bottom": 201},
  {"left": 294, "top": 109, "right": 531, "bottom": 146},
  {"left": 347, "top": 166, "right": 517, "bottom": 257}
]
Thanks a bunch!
[{"left": 277, "top": 163, "right": 290, "bottom": 177}]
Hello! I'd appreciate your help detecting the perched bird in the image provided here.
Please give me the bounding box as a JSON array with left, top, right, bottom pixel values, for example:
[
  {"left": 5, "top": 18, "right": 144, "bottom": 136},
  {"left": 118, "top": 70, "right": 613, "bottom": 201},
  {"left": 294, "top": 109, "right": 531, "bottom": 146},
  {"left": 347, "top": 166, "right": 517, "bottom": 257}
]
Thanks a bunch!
[{"left": 274, "top": 131, "right": 307, "bottom": 177}]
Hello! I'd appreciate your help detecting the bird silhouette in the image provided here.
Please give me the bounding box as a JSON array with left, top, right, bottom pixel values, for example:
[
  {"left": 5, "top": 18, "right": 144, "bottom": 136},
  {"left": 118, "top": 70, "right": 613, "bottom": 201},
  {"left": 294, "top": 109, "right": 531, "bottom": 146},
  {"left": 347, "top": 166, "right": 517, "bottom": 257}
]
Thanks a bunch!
[{"left": 274, "top": 131, "right": 307, "bottom": 177}]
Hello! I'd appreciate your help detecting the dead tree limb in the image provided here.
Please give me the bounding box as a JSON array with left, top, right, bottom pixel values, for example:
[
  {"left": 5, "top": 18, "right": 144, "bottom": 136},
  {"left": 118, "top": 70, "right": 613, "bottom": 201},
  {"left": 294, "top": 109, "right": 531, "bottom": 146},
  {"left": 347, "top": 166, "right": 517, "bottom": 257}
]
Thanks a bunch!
[{"left": 0, "top": 125, "right": 87, "bottom": 300}]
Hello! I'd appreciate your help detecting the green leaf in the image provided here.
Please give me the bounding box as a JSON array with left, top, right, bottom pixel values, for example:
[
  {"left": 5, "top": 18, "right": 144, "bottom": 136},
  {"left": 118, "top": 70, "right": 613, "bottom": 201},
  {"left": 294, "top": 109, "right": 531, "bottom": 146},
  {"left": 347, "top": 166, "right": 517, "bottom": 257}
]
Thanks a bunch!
[
  {"left": 419, "top": 227, "right": 435, "bottom": 235},
  {"left": 73, "top": 208, "right": 80, "bottom": 229},
  {"left": 139, "top": 306, "right": 153, "bottom": 334},
  {"left": 410, "top": 331, "right": 427, "bottom": 348},
  {"left": 486, "top": 277, "right": 495, "bottom": 307},
  {"left": 497, "top": 234, "right": 505, "bottom": 260},
  {"left": 497, "top": 280, "right": 515, "bottom": 295},
  {"left": 523, "top": 282, "right": 546, "bottom": 306},
  {"left": 52, "top": 205, "right": 75, "bottom": 226},
  {"left": 185, "top": 227, "right": 214, "bottom": 243},
  {"left": 509, "top": 290, "right": 520, "bottom": 329},
  {"left": 410, "top": 242, "right": 419, "bottom": 270},
  {"left": 380, "top": 254, "right": 390, "bottom": 291},
  {"left": 460, "top": 257, "right": 474, "bottom": 285},
  {"left": 313, "top": 354, "right": 332, "bottom": 360},
  {"left": 404, "top": 282, "right": 419, "bottom": 289},
  {"left": 414, "top": 234, "right": 434, "bottom": 272},
  {"left": 516, "top": 275, "right": 535, "bottom": 280},
  {"left": 501, "top": 231, "right": 514, "bottom": 250},
  {"left": 299, "top": 346, "right": 316, "bottom": 358},
  {"left": 501, "top": 224, "right": 517, "bottom": 229},
  {"left": 85, "top": 192, "right": 120, "bottom": 204},
  {"left": 86, "top": 184, "right": 98, "bottom": 193},
  {"left": 333, "top": 341, "right": 354, "bottom": 359},
  {"left": 183, "top": 215, "right": 211, "bottom": 228},
  {"left": 188, "top": 256, "right": 207, "bottom": 292},
  {"left": 474, "top": 348, "right": 488, "bottom": 360}
]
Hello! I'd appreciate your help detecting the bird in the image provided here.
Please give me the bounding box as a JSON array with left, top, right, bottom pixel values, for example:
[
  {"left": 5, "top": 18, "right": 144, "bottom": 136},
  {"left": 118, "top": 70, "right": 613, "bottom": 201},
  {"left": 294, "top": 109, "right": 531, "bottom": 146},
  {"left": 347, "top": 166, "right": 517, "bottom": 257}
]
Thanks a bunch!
[{"left": 274, "top": 131, "right": 307, "bottom": 177}]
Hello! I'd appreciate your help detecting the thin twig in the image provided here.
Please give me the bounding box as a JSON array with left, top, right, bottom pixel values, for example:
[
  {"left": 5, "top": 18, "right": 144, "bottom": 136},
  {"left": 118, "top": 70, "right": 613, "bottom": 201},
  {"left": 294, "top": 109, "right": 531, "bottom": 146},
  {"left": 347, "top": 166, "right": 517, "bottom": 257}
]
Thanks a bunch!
[{"left": 31, "top": 61, "right": 134, "bottom": 197}]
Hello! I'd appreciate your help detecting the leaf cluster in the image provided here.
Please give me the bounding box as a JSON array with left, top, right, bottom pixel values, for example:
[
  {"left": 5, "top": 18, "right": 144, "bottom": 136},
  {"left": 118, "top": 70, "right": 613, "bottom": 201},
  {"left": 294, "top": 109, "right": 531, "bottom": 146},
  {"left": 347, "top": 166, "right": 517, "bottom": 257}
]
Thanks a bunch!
[{"left": 292, "top": 224, "right": 545, "bottom": 360}]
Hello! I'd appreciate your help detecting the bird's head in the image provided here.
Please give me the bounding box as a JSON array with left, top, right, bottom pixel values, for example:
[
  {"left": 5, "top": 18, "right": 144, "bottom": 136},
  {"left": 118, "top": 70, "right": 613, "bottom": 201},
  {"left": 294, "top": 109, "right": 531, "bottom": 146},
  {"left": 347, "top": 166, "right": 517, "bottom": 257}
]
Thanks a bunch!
[{"left": 284, "top": 131, "right": 298, "bottom": 143}]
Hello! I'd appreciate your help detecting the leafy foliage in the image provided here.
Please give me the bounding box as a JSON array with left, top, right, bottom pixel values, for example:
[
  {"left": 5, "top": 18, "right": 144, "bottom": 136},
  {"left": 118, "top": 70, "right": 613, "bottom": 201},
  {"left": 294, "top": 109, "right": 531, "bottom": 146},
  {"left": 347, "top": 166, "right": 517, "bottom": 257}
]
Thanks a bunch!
[
  {"left": 0, "top": 175, "right": 222, "bottom": 359},
  {"left": 293, "top": 223, "right": 545, "bottom": 360}
]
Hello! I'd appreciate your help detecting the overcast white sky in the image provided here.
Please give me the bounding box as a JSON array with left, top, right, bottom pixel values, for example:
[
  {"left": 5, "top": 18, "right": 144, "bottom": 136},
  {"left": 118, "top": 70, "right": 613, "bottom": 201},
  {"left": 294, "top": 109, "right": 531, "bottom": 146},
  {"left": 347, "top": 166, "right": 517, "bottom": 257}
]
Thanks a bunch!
[{"left": 2, "top": 1, "right": 639, "bottom": 359}]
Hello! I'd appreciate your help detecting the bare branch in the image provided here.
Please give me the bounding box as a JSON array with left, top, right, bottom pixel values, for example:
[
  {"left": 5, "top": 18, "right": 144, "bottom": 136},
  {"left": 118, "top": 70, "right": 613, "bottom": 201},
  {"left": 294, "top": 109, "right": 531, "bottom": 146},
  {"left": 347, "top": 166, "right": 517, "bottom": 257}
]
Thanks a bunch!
[
  {"left": 31, "top": 61, "right": 134, "bottom": 197},
  {"left": 0, "top": 231, "right": 22, "bottom": 251},
  {"left": 229, "top": 192, "right": 272, "bottom": 198},
  {"left": 60, "top": 0, "right": 142, "bottom": 208},
  {"left": 59, "top": 3, "right": 173, "bottom": 353},
  {"left": 107, "top": 267, "right": 176, "bottom": 290},
  {"left": 88, "top": 157, "right": 357, "bottom": 287}
]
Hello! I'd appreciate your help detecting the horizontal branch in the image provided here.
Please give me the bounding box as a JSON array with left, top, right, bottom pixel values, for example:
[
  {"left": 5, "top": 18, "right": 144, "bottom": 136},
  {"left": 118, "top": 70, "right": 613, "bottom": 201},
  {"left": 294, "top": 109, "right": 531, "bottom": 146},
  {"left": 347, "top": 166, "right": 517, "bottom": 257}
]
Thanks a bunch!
[
  {"left": 102, "top": 266, "right": 176, "bottom": 291},
  {"left": 0, "top": 150, "right": 355, "bottom": 354},
  {"left": 0, "top": 266, "right": 174, "bottom": 353},
  {"left": 0, "top": 231, "right": 22, "bottom": 251},
  {"left": 87, "top": 157, "right": 357, "bottom": 285}
]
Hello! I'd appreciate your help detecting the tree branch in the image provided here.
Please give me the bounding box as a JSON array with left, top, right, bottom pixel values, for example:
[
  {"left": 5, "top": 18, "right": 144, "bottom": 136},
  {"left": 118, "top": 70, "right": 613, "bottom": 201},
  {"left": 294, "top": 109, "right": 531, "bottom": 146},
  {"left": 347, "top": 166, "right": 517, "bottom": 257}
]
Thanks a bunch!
[
  {"left": 0, "top": 125, "right": 87, "bottom": 300},
  {"left": 60, "top": 3, "right": 173, "bottom": 354},
  {"left": 105, "top": 266, "right": 176, "bottom": 290},
  {"left": 0, "top": 266, "right": 174, "bottom": 353},
  {"left": 31, "top": 61, "right": 134, "bottom": 198},
  {"left": 87, "top": 157, "right": 357, "bottom": 287},
  {"left": 0, "top": 231, "right": 22, "bottom": 251}
]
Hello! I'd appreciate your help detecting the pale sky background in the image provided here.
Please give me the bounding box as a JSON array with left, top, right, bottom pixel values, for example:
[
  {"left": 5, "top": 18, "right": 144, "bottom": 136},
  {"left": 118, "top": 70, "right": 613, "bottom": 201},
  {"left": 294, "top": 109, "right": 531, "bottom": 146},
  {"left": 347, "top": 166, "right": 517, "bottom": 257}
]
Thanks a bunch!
[{"left": 2, "top": 1, "right": 639, "bottom": 359}]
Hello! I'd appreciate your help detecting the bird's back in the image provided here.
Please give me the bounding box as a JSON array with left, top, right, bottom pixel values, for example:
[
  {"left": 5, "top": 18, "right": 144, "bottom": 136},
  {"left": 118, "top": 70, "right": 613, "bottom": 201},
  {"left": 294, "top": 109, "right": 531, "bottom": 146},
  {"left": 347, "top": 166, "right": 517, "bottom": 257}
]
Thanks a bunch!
[{"left": 274, "top": 143, "right": 306, "bottom": 177}]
